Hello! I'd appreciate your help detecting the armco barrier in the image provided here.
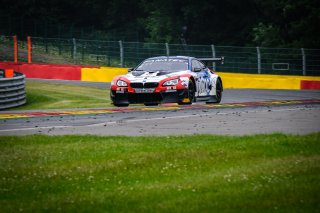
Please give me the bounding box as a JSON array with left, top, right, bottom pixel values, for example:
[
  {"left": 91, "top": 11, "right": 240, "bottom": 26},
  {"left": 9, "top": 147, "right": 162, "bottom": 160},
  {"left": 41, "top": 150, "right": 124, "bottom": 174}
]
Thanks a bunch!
[{"left": 0, "top": 71, "right": 26, "bottom": 110}]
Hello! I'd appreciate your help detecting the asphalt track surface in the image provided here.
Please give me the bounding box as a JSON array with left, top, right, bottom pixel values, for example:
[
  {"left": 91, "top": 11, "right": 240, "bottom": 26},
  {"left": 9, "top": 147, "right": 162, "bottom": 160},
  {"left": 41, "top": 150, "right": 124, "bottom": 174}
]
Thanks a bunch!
[{"left": 0, "top": 79, "right": 319, "bottom": 136}]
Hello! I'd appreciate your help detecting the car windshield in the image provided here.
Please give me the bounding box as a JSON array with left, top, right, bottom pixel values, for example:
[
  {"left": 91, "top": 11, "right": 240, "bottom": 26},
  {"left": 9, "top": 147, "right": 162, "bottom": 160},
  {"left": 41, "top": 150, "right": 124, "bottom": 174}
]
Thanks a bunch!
[{"left": 136, "top": 58, "right": 189, "bottom": 72}]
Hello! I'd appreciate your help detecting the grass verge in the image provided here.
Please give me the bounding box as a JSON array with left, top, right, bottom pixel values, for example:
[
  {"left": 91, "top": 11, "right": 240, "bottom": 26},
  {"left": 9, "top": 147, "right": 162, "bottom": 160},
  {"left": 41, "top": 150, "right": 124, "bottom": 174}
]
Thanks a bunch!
[
  {"left": 15, "top": 80, "right": 112, "bottom": 110},
  {"left": 0, "top": 133, "right": 319, "bottom": 212}
]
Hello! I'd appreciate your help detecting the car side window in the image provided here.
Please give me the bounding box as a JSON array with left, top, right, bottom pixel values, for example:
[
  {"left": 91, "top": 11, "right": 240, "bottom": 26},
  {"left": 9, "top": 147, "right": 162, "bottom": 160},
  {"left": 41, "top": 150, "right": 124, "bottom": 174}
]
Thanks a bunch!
[
  {"left": 198, "top": 60, "right": 205, "bottom": 69},
  {"left": 192, "top": 60, "right": 202, "bottom": 71}
]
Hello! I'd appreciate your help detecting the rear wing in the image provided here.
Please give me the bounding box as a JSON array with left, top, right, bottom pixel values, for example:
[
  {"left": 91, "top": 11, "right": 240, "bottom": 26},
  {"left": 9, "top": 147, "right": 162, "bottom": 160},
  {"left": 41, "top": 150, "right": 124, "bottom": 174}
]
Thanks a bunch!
[
  {"left": 198, "top": 57, "right": 224, "bottom": 71},
  {"left": 198, "top": 57, "right": 224, "bottom": 64}
]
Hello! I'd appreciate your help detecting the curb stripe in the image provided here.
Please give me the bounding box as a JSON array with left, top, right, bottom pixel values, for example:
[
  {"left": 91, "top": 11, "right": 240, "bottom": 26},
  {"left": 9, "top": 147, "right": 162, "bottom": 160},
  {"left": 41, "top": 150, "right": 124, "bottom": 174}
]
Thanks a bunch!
[
  {"left": 0, "top": 99, "right": 319, "bottom": 120},
  {"left": 301, "top": 80, "right": 320, "bottom": 90}
]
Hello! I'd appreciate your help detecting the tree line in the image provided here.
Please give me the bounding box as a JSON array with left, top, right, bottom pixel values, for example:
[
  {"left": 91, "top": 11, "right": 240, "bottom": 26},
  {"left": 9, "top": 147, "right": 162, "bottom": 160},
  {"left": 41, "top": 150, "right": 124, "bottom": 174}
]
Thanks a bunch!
[{"left": 1, "top": 0, "right": 319, "bottom": 48}]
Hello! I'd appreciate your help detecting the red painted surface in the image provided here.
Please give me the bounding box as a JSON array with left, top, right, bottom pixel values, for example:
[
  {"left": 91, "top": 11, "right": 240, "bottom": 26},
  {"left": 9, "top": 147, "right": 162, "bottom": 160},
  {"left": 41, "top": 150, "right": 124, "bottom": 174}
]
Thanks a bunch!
[
  {"left": 0, "top": 62, "right": 97, "bottom": 80},
  {"left": 301, "top": 80, "right": 320, "bottom": 90},
  {"left": 19, "top": 64, "right": 82, "bottom": 80}
]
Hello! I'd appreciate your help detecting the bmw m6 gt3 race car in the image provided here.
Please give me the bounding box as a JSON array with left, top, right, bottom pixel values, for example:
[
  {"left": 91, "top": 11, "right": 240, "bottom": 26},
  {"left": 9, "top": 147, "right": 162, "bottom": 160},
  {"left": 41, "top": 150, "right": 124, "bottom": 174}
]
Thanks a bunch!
[{"left": 110, "top": 56, "right": 223, "bottom": 107}]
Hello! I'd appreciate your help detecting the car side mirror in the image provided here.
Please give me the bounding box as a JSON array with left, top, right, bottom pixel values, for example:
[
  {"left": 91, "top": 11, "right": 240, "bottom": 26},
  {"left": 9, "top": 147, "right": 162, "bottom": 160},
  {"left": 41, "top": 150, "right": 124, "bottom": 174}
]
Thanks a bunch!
[
  {"left": 193, "top": 68, "right": 202, "bottom": 72},
  {"left": 128, "top": 68, "right": 134, "bottom": 72}
]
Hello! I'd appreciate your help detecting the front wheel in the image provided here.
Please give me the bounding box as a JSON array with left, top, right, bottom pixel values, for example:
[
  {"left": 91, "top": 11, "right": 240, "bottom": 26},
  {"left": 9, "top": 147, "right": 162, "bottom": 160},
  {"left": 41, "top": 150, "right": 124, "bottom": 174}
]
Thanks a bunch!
[
  {"left": 113, "top": 103, "right": 129, "bottom": 107},
  {"left": 206, "top": 79, "right": 222, "bottom": 104},
  {"left": 178, "top": 80, "right": 195, "bottom": 105}
]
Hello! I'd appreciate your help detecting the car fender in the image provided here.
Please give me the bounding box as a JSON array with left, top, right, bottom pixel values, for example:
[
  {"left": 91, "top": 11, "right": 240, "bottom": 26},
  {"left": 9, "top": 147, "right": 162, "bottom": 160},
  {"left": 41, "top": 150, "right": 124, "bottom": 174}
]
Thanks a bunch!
[
  {"left": 111, "top": 76, "right": 130, "bottom": 90},
  {"left": 196, "top": 70, "right": 213, "bottom": 96}
]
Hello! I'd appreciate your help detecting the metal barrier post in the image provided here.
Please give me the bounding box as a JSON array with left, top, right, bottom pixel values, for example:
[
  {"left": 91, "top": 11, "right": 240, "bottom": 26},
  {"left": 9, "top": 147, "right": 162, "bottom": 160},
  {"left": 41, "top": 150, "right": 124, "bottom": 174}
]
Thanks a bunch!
[
  {"left": 45, "top": 38, "right": 48, "bottom": 53},
  {"left": 82, "top": 42, "right": 85, "bottom": 62},
  {"left": 301, "top": 48, "right": 306, "bottom": 76},
  {"left": 165, "top": 43, "right": 170, "bottom": 56},
  {"left": 256, "top": 46, "right": 261, "bottom": 74},
  {"left": 119, "top": 40, "right": 124, "bottom": 67},
  {"left": 27, "top": 36, "right": 32, "bottom": 63},
  {"left": 72, "top": 38, "right": 77, "bottom": 63},
  {"left": 211, "top": 45, "right": 216, "bottom": 71},
  {"left": 13, "top": 35, "right": 18, "bottom": 63}
]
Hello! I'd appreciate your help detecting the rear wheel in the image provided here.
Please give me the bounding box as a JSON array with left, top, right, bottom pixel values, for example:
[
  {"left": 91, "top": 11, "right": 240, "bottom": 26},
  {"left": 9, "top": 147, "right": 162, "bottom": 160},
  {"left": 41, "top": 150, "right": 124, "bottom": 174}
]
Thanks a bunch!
[
  {"left": 178, "top": 80, "right": 195, "bottom": 105},
  {"left": 215, "top": 79, "right": 222, "bottom": 103}
]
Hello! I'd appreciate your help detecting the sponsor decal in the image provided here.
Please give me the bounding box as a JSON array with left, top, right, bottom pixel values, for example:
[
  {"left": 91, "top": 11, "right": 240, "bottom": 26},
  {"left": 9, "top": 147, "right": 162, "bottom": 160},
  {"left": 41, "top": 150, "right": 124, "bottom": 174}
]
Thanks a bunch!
[
  {"left": 116, "top": 87, "right": 127, "bottom": 93},
  {"left": 135, "top": 88, "right": 155, "bottom": 93},
  {"left": 165, "top": 86, "right": 177, "bottom": 92}
]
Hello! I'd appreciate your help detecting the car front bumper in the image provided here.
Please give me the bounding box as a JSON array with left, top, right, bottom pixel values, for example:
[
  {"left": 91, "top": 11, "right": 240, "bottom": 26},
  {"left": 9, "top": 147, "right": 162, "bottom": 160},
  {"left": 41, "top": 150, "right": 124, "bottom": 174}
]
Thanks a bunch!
[{"left": 110, "top": 89, "right": 189, "bottom": 105}]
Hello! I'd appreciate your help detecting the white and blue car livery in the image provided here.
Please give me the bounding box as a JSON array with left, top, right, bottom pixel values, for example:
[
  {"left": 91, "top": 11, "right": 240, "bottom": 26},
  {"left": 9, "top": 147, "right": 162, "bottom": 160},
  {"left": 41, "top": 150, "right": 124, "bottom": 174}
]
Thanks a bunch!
[{"left": 110, "top": 56, "right": 223, "bottom": 107}]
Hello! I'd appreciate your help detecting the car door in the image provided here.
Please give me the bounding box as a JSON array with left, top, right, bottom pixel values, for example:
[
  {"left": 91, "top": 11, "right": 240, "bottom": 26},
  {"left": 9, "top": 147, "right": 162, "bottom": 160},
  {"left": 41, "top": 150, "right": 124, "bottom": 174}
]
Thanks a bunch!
[{"left": 192, "top": 60, "right": 212, "bottom": 97}]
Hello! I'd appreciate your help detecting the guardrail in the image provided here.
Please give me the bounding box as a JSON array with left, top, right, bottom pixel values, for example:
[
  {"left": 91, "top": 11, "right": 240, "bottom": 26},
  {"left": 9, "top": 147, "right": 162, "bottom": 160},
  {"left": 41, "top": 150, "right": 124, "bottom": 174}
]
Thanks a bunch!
[{"left": 0, "top": 71, "right": 26, "bottom": 110}]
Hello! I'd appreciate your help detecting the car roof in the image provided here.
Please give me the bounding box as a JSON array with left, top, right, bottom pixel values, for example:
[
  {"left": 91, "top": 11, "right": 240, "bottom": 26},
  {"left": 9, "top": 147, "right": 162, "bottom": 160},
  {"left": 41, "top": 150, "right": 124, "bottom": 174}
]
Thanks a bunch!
[{"left": 146, "top": 56, "right": 195, "bottom": 60}]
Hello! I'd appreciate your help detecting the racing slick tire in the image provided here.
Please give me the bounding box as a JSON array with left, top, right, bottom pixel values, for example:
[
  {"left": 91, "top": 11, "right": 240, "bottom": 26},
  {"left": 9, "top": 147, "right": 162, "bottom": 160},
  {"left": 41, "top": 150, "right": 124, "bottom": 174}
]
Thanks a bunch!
[
  {"left": 215, "top": 78, "right": 223, "bottom": 103},
  {"left": 178, "top": 79, "right": 195, "bottom": 105}
]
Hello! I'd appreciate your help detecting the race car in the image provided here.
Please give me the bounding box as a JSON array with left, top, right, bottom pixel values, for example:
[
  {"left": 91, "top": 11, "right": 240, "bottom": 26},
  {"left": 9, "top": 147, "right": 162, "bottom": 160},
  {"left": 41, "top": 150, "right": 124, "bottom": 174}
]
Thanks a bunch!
[{"left": 110, "top": 56, "right": 223, "bottom": 107}]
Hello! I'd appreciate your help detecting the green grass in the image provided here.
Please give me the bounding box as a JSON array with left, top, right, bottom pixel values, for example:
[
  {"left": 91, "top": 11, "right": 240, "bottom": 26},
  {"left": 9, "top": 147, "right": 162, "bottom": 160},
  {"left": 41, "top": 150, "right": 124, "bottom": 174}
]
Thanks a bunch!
[
  {"left": 0, "top": 133, "right": 319, "bottom": 212},
  {"left": 15, "top": 80, "right": 112, "bottom": 110}
]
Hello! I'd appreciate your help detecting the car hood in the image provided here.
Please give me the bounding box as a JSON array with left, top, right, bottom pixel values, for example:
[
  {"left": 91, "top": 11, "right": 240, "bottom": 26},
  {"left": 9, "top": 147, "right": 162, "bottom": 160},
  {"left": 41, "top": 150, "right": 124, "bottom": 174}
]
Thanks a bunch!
[{"left": 123, "top": 70, "right": 189, "bottom": 82}]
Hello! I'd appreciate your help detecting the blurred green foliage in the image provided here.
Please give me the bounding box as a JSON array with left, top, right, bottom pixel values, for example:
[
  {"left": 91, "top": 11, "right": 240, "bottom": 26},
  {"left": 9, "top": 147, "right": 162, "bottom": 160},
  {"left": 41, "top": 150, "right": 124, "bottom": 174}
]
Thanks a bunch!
[{"left": 0, "top": 0, "right": 319, "bottom": 47}]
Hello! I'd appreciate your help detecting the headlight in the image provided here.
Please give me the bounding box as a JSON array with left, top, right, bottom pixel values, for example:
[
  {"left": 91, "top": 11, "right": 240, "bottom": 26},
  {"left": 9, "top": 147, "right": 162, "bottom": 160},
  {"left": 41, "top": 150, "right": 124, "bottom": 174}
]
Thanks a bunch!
[
  {"left": 163, "top": 78, "right": 179, "bottom": 86},
  {"left": 117, "top": 80, "right": 128, "bottom": 87}
]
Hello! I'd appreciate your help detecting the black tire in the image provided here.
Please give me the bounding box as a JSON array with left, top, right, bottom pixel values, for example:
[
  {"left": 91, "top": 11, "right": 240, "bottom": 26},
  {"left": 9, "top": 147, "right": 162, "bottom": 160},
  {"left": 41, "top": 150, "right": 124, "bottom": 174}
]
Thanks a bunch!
[
  {"left": 114, "top": 103, "right": 129, "bottom": 107},
  {"left": 178, "top": 79, "right": 195, "bottom": 105},
  {"left": 144, "top": 103, "right": 158, "bottom": 106},
  {"left": 215, "top": 79, "right": 222, "bottom": 103}
]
